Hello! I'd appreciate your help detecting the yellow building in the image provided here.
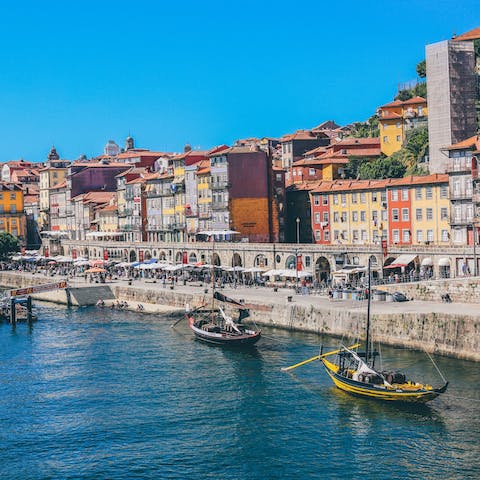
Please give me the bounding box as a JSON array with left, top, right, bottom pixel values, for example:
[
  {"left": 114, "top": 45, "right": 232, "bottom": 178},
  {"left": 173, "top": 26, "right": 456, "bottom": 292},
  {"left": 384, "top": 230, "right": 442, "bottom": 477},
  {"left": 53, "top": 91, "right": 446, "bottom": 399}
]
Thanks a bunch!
[
  {"left": 38, "top": 165, "right": 68, "bottom": 229},
  {"left": 408, "top": 174, "right": 450, "bottom": 245},
  {"left": 0, "top": 182, "right": 26, "bottom": 241},
  {"left": 378, "top": 96, "right": 428, "bottom": 156}
]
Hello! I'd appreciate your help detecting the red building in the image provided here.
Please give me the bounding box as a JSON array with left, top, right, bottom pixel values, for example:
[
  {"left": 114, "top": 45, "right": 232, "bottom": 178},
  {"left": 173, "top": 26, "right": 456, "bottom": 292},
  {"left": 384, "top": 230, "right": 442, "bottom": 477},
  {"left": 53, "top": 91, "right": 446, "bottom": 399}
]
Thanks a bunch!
[
  {"left": 387, "top": 179, "right": 412, "bottom": 245},
  {"left": 310, "top": 182, "right": 333, "bottom": 244}
]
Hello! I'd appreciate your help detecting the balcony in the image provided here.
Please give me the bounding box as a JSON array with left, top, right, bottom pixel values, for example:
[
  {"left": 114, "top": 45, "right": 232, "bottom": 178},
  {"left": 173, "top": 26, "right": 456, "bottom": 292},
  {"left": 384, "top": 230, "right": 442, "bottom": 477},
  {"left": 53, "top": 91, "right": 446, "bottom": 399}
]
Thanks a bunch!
[
  {"left": 450, "top": 216, "right": 474, "bottom": 226},
  {"left": 450, "top": 191, "right": 472, "bottom": 201},
  {"left": 446, "top": 158, "right": 472, "bottom": 174},
  {"left": 211, "top": 181, "right": 229, "bottom": 191},
  {"left": 472, "top": 192, "right": 480, "bottom": 204}
]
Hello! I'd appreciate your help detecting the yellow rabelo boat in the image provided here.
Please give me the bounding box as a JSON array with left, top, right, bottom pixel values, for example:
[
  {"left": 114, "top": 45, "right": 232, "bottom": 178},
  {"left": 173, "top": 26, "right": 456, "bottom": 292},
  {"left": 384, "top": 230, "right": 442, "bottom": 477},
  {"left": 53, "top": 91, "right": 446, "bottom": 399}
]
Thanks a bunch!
[{"left": 283, "top": 259, "right": 448, "bottom": 404}]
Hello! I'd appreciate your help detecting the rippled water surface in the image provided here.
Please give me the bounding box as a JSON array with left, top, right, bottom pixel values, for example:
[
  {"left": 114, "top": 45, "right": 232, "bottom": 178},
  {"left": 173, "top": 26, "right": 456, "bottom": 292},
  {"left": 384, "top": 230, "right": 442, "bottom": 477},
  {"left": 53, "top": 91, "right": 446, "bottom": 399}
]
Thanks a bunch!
[{"left": 0, "top": 304, "right": 478, "bottom": 479}]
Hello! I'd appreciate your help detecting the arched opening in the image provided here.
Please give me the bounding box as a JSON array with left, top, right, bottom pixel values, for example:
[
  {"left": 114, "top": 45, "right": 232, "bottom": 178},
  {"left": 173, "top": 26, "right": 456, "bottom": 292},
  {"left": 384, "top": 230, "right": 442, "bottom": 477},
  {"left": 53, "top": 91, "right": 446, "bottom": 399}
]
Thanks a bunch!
[
  {"left": 189, "top": 252, "right": 198, "bottom": 264},
  {"left": 285, "top": 255, "right": 296, "bottom": 270},
  {"left": 369, "top": 255, "right": 378, "bottom": 266},
  {"left": 175, "top": 252, "right": 183, "bottom": 264},
  {"left": 212, "top": 253, "right": 221, "bottom": 266},
  {"left": 144, "top": 250, "right": 152, "bottom": 260},
  {"left": 315, "top": 256, "right": 331, "bottom": 282},
  {"left": 439, "top": 258, "right": 451, "bottom": 278},
  {"left": 129, "top": 250, "right": 137, "bottom": 262},
  {"left": 231, "top": 253, "right": 242, "bottom": 267},
  {"left": 159, "top": 251, "right": 166, "bottom": 260},
  {"left": 254, "top": 254, "right": 268, "bottom": 268},
  {"left": 123, "top": 249, "right": 129, "bottom": 261},
  {"left": 83, "top": 248, "right": 88, "bottom": 257}
]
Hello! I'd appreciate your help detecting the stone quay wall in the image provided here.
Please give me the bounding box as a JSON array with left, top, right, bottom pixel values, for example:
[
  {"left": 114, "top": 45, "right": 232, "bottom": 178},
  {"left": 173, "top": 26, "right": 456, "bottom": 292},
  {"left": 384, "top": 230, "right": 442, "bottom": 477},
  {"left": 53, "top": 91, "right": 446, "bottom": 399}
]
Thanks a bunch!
[
  {"left": 113, "top": 285, "right": 480, "bottom": 362},
  {"left": 377, "top": 277, "right": 480, "bottom": 303},
  {"left": 1, "top": 271, "right": 479, "bottom": 362}
]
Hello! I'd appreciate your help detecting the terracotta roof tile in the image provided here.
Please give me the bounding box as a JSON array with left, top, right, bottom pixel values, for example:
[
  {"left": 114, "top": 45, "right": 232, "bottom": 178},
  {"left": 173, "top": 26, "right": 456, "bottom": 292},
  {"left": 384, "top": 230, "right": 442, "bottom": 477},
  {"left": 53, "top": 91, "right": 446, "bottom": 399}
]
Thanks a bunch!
[{"left": 453, "top": 27, "right": 480, "bottom": 41}]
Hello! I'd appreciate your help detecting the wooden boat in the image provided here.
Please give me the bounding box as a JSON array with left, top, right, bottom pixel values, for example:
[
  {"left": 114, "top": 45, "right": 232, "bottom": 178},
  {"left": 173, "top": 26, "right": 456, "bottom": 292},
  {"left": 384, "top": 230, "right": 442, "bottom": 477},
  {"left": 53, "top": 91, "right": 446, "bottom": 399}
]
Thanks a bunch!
[
  {"left": 187, "top": 230, "right": 261, "bottom": 347},
  {"left": 283, "top": 258, "right": 448, "bottom": 403}
]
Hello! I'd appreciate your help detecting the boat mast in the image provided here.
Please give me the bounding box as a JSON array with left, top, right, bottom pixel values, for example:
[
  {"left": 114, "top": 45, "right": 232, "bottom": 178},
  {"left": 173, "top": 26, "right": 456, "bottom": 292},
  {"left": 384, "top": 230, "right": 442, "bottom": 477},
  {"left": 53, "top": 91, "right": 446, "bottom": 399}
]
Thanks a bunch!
[
  {"left": 365, "top": 256, "right": 371, "bottom": 365},
  {"left": 211, "top": 233, "right": 215, "bottom": 318}
]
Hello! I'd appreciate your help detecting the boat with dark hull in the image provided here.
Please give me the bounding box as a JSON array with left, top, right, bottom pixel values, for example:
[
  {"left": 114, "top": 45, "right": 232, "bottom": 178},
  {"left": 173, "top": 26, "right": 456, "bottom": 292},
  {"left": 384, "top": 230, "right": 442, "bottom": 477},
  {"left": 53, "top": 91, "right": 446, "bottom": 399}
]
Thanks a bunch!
[
  {"left": 187, "top": 230, "right": 261, "bottom": 347},
  {"left": 283, "top": 258, "right": 448, "bottom": 404}
]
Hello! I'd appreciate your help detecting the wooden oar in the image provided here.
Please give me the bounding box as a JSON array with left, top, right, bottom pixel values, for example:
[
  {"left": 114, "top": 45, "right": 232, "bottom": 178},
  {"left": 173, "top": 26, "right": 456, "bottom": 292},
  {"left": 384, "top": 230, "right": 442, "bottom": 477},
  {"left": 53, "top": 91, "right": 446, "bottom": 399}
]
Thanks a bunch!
[{"left": 281, "top": 343, "right": 361, "bottom": 372}]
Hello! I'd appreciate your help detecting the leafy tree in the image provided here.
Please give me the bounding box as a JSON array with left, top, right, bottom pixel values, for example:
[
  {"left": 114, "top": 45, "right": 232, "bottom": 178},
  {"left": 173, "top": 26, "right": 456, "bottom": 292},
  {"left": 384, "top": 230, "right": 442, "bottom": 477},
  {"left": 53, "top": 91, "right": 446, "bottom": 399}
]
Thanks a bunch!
[
  {"left": 413, "top": 82, "right": 427, "bottom": 98},
  {"left": 345, "top": 156, "right": 365, "bottom": 179},
  {"left": 416, "top": 60, "right": 426, "bottom": 78},
  {"left": 0, "top": 232, "right": 20, "bottom": 260},
  {"left": 350, "top": 114, "right": 379, "bottom": 138},
  {"left": 395, "top": 89, "right": 413, "bottom": 101},
  {"left": 404, "top": 126, "right": 429, "bottom": 160},
  {"left": 358, "top": 157, "right": 406, "bottom": 180}
]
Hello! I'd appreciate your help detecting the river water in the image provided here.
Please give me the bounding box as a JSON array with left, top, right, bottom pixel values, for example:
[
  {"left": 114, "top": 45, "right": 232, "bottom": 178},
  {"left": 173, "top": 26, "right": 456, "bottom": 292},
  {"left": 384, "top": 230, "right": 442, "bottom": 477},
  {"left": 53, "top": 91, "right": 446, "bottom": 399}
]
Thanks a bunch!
[{"left": 0, "top": 304, "right": 478, "bottom": 479}]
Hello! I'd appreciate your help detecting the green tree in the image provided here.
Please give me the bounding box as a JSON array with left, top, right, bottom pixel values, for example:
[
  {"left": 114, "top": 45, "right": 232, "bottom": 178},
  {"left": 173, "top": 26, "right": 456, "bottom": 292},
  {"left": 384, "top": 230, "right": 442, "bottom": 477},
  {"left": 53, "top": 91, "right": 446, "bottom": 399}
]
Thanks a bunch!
[
  {"left": 345, "top": 156, "right": 365, "bottom": 179},
  {"left": 395, "top": 89, "right": 413, "bottom": 101},
  {"left": 416, "top": 60, "right": 426, "bottom": 78},
  {"left": 358, "top": 157, "right": 406, "bottom": 180},
  {"left": 350, "top": 114, "right": 379, "bottom": 138},
  {"left": 0, "top": 232, "right": 20, "bottom": 260},
  {"left": 413, "top": 82, "right": 427, "bottom": 98}
]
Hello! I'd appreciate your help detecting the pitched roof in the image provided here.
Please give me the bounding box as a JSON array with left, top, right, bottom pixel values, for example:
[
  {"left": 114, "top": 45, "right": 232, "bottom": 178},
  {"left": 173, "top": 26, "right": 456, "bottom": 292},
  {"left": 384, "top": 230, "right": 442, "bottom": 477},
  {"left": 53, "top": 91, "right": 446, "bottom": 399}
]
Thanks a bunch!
[
  {"left": 443, "top": 135, "right": 479, "bottom": 151},
  {"left": 453, "top": 27, "right": 480, "bottom": 42}
]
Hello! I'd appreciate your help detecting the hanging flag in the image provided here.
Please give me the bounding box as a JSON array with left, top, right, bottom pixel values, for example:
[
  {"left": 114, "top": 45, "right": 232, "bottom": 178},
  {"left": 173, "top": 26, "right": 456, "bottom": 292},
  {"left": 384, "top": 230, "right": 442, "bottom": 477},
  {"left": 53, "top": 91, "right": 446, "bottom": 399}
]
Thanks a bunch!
[
  {"left": 296, "top": 254, "right": 303, "bottom": 271},
  {"left": 182, "top": 251, "right": 188, "bottom": 264},
  {"left": 103, "top": 249, "right": 109, "bottom": 260}
]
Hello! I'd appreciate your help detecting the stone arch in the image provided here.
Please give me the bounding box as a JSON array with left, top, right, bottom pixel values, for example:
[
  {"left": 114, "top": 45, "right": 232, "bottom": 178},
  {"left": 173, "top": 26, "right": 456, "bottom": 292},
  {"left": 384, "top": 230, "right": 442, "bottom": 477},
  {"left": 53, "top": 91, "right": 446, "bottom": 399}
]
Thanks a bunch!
[
  {"left": 129, "top": 250, "right": 137, "bottom": 262},
  {"left": 369, "top": 255, "right": 378, "bottom": 266},
  {"left": 285, "top": 255, "right": 296, "bottom": 269},
  {"left": 231, "top": 253, "right": 242, "bottom": 267},
  {"left": 144, "top": 250, "right": 152, "bottom": 260},
  {"left": 189, "top": 252, "right": 198, "bottom": 264},
  {"left": 158, "top": 251, "right": 166, "bottom": 260},
  {"left": 83, "top": 248, "right": 88, "bottom": 257},
  {"left": 254, "top": 254, "right": 268, "bottom": 268},
  {"left": 315, "top": 256, "right": 331, "bottom": 282},
  {"left": 212, "top": 253, "right": 221, "bottom": 266},
  {"left": 175, "top": 251, "right": 183, "bottom": 264}
]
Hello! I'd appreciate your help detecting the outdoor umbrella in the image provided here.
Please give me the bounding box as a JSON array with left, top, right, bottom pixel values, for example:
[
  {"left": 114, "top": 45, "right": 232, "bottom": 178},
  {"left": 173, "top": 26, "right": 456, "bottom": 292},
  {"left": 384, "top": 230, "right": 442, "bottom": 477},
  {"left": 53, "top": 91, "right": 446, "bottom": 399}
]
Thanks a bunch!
[{"left": 84, "top": 267, "right": 106, "bottom": 274}]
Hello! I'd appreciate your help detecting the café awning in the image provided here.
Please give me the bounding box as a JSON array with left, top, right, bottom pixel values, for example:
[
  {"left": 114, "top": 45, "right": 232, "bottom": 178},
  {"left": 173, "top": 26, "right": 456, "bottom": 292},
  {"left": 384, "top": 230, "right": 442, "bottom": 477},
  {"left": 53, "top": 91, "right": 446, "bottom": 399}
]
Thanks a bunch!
[{"left": 384, "top": 254, "right": 417, "bottom": 269}]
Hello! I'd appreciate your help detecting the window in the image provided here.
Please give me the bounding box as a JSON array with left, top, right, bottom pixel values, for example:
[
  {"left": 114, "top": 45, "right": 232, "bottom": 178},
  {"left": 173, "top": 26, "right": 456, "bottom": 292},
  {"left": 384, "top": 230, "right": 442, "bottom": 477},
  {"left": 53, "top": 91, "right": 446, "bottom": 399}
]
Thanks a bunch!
[
  {"left": 334, "top": 230, "right": 339, "bottom": 240},
  {"left": 342, "top": 230, "right": 348, "bottom": 240},
  {"left": 341, "top": 194, "right": 347, "bottom": 205},
  {"left": 324, "top": 230, "right": 330, "bottom": 241},
  {"left": 441, "top": 208, "right": 448, "bottom": 220},
  {"left": 323, "top": 212, "right": 329, "bottom": 222},
  {"left": 353, "top": 230, "right": 359, "bottom": 241},
  {"left": 360, "top": 211, "right": 366, "bottom": 222},
  {"left": 352, "top": 211, "right": 358, "bottom": 222},
  {"left": 426, "top": 186, "right": 433, "bottom": 199},
  {"left": 440, "top": 185, "right": 448, "bottom": 199},
  {"left": 10, "top": 205, "right": 16, "bottom": 213},
  {"left": 333, "top": 212, "right": 339, "bottom": 222},
  {"left": 372, "top": 210, "right": 378, "bottom": 222},
  {"left": 391, "top": 190, "right": 398, "bottom": 201},
  {"left": 276, "top": 173, "right": 282, "bottom": 182},
  {"left": 352, "top": 193, "right": 357, "bottom": 204},
  {"left": 396, "top": 122, "right": 401, "bottom": 129},
  {"left": 402, "top": 229, "right": 410, "bottom": 242},
  {"left": 373, "top": 230, "right": 379, "bottom": 242},
  {"left": 309, "top": 168, "right": 315, "bottom": 176},
  {"left": 361, "top": 230, "right": 368, "bottom": 241},
  {"left": 305, "top": 256, "right": 311, "bottom": 267},
  {"left": 402, "top": 208, "right": 409, "bottom": 221},
  {"left": 372, "top": 191, "right": 378, "bottom": 202},
  {"left": 383, "top": 136, "right": 388, "bottom": 143},
  {"left": 392, "top": 209, "right": 399, "bottom": 221},
  {"left": 441, "top": 229, "right": 449, "bottom": 242},
  {"left": 10, "top": 193, "right": 15, "bottom": 200},
  {"left": 416, "top": 230, "right": 424, "bottom": 242},
  {"left": 396, "top": 135, "right": 401, "bottom": 142},
  {"left": 416, "top": 209, "right": 423, "bottom": 221},
  {"left": 341, "top": 212, "right": 347, "bottom": 223},
  {"left": 415, "top": 187, "right": 422, "bottom": 199},
  {"left": 315, "top": 230, "right": 321, "bottom": 240},
  {"left": 401, "top": 188, "right": 408, "bottom": 200},
  {"left": 314, "top": 212, "right": 320, "bottom": 224},
  {"left": 360, "top": 192, "right": 366, "bottom": 203},
  {"left": 393, "top": 229, "right": 400, "bottom": 243},
  {"left": 313, "top": 195, "right": 320, "bottom": 206},
  {"left": 381, "top": 191, "right": 387, "bottom": 203},
  {"left": 426, "top": 208, "right": 433, "bottom": 220},
  {"left": 427, "top": 230, "right": 434, "bottom": 242},
  {"left": 381, "top": 210, "right": 388, "bottom": 221},
  {"left": 322, "top": 195, "right": 328, "bottom": 205},
  {"left": 333, "top": 194, "right": 338, "bottom": 205}
]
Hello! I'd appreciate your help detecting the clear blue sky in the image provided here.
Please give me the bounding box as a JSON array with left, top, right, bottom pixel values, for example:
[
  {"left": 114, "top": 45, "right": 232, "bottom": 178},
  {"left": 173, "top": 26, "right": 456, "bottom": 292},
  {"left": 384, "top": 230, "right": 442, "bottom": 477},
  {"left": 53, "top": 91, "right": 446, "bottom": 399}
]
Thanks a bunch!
[{"left": 0, "top": 0, "right": 477, "bottom": 162}]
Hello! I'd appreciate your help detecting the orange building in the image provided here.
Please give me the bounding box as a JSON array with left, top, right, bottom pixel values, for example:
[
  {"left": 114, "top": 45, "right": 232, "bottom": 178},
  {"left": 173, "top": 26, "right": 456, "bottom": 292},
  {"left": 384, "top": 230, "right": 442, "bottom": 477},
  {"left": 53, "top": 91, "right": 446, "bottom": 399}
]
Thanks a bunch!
[{"left": 0, "top": 182, "right": 26, "bottom": 242}]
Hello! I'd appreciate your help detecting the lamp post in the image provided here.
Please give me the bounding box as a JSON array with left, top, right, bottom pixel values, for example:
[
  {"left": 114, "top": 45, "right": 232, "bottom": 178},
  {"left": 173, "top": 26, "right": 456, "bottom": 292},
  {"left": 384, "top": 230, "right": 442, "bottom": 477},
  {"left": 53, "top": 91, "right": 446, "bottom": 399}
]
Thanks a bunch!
[
  {"left": 296, "top": 217, "right": 300, "bottom": 293},
  {"left": 473, "top": 222, "right": 478, "bottom": 276}
]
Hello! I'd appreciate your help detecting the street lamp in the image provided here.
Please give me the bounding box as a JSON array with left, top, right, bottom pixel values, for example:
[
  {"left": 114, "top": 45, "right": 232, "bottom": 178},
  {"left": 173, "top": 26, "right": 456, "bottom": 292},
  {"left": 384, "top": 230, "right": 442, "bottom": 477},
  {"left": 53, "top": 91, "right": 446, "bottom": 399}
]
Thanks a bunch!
[
  {"left": 296, "top": 217, "right": 300, "bottom": 293},
  {"left": 473, "top": 222, "right": 478, "bottom": 276}
]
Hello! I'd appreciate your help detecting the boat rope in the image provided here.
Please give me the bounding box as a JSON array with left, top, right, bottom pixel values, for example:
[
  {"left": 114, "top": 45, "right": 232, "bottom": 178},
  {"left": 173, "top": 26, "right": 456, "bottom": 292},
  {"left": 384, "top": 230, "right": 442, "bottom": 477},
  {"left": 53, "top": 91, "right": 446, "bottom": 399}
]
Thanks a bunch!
[{"left": 424, "top": 349, "right": 448, "bottom": 384}]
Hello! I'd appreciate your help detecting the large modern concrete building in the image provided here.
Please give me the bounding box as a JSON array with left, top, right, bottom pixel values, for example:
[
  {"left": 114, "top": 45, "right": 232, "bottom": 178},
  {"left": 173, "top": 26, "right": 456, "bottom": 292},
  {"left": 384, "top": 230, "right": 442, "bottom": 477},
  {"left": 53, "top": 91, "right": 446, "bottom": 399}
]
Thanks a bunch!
[{"left": 426, "top": 31, "right": 478, "bottom": 173}]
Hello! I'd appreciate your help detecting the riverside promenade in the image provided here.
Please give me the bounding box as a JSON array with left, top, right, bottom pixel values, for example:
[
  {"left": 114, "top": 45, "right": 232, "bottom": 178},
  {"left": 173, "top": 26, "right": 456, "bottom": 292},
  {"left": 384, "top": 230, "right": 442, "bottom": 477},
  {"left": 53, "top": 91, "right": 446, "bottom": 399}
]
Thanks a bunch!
[{"left": 1, "top": 270, "right": 479, "bottom": 361}]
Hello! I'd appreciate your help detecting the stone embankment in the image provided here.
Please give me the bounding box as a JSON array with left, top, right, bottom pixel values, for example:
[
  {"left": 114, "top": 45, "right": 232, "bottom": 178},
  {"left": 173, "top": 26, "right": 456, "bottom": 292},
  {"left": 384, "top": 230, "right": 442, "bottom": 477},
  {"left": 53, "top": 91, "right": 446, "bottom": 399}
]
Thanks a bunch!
[
  {"left": 1, "top": 271, "right": 480, "bottom": 362},
  {"left": 377, "top": 276, "right": 480, "bottom": 303}
]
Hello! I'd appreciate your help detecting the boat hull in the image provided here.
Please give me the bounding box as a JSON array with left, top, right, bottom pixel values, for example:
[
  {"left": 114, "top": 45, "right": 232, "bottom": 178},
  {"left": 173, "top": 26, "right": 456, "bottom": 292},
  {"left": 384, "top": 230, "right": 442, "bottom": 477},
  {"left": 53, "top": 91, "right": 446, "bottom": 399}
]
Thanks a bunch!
[
  {"left": 322, "top": 359, "right": 445, "bottom": 403},
  {"left": 188, "top": 317, "right": 261, "bottom": 347}
]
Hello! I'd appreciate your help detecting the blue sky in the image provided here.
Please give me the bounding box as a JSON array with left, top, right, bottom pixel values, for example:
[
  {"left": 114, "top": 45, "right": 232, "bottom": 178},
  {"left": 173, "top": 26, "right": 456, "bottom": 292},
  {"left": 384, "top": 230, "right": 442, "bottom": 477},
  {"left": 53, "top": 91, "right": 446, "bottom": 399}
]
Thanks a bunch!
[{"left": 0, "top": 0, "right": 477, "bottom": 161}]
